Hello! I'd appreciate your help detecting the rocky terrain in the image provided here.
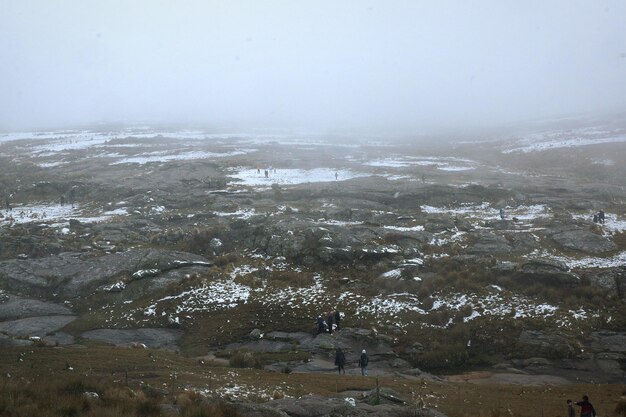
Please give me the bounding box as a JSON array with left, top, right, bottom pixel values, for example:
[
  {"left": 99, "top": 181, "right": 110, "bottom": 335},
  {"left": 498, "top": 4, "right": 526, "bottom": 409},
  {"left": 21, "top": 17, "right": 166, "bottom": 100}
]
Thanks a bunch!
[{"left": 0, "top": 119, "right": 625, "bottom": 415}]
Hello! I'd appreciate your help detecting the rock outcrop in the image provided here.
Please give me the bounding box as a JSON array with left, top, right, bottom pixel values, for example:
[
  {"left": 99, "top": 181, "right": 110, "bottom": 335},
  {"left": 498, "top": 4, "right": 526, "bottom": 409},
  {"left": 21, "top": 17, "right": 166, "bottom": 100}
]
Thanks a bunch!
[
  {"left": 0, "top": 249, "right": 213, "bottom": 298},
  {"left": 516, "top": 259, "right": 580, "bottom": 286},
  {"left": 551, "top": 230, "right": 616, "bottom": 253}
]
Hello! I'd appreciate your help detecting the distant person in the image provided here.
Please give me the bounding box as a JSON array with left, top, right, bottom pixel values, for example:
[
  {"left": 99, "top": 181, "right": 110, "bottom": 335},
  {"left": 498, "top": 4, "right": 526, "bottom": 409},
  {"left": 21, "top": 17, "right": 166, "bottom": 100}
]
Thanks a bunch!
[
  {"left": 576, "top": 395, "right": 596, "bottom": 417},
  {"left": 499, "top": 208, "right": 505, "bottom": 220},
  {"left": 335, "top": 171, "right": 338, "bottom": 180},
  {"left": 264, "top": 170, "right": 269, "bottom": 178},
  {"left": 334, "top": 347, "right": 346, "bottom": 374},
  {"left": 69, "top": 188, "right": 76, "bottom": 208},
  {"left": 567, "top": 400, "right": 576, "bottom": 417},
  {"left": 327, "top": 311, "right": 334, "bottom": 334},
  {"left": 316, "top": 316, "right": 325, "bottom": 334},
  {"left": 257, "top": 167, "right": 260, "bottom": 174},
  {"left": 358, "top": 349, "right": 369, "bottom": 376},
  {"left": 60, "top": 195, "right": 65, "bottom": 206},
  {"left": 334, "top": 310, "right": 341, "bottom": 330},
  {"left": 598, "top": 210, "right": 605, "bottom": 224}
]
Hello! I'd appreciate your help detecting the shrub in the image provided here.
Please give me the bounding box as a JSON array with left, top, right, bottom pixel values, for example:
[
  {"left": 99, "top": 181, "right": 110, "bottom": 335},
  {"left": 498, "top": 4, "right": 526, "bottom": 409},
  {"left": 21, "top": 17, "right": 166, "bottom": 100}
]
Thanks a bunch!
[
  {"left": 181, "top": 402, "right": 242, "bottom": 417},
  {"left": 136, "top": 399, "right": 161, "bottom": 417},
  {"left": 229, "top": 351, "right": 262, "bottom": 369}
]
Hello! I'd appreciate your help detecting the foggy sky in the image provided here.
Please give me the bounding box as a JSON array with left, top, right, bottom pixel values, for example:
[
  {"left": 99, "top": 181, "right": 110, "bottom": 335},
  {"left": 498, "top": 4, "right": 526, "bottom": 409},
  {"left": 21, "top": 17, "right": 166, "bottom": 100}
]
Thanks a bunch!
[{"left": 1, "top": 1, "right": 625, "bottom": 132}]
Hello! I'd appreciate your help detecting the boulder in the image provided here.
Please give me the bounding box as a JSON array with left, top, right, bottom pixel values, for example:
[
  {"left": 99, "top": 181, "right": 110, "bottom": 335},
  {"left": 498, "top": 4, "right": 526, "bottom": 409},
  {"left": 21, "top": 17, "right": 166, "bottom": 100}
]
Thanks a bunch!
[
  {"left": 0, "top": 315, "right": 76, "bottom": 337},
  {"left": 225, "top": 339, "right": 295, "bottom": 353},
  {"left": 0, "top": 296, "right": 73, "bottom": 319},
  {"left": 265, "top": 331, "right": 313, "bottom": 344},
  {"left": 249, "top": 328, "right": 263, "bottom": 340},
  {"left": 588, "top": 331, "right": 626, "bottom": 353},
  {"left": 81, "top": 328, "right": 183, "bottom": 350},
  {"left": 586, "top": 267, "right": 626, "bottom": 296},
  {"left": 43, "top": 331, "right": 75, "bottom": 346},
  {"left": 0, "top": 249, "right": 212, "bottom": 298},
  {"left": 516, "top": 259, "right": 580, "bottom": 286},
  {"left": 0, "top": 334, "right": 33, "bottom": 347},
  {"left": 516, "top": 330, "right": 577, "bottom": 359},
  {"left": 552, "top": 230, "right": 616, "bottom": 253},
  {"left": 467, "top": 232, "right": 511, "bottom": 255}
]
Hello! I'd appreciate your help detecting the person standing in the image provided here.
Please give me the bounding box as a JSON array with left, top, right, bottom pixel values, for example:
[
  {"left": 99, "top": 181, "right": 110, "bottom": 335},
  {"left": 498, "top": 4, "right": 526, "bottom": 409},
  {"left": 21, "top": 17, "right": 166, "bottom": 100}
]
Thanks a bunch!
[
  {"left": 316, "top": 315, "right": 325, "bottom": 334},
  {"left": 567, "top": 400, "right": 576, "bottom": 417},
  {"left": 334, "top": 310, "right": 341, "bottom": 331},
  {"left": 334, "top": 347, "right": 346, "bottom": 375},
  {"left": 358, "top": 349, "right": 369, "bottom": 376},
  {"left": 576, "top": 395, "right": 596, "bottom": 417},
  {"left": 327, "top": 311, "right": 334, "bottom": 334}
]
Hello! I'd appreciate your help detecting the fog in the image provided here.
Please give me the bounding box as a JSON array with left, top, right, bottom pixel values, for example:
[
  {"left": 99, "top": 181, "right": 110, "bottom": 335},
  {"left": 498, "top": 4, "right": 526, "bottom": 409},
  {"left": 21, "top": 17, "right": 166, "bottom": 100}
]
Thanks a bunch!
[{"left": 1, "top": 1, "right": 625, "bottom": 133}]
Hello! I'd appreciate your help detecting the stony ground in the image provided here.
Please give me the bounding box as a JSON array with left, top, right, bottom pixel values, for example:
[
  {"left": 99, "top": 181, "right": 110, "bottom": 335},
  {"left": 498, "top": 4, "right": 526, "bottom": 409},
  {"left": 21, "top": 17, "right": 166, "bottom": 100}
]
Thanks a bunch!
[{"left": 0, "top": 120, "right": 625, "bottom": 414}]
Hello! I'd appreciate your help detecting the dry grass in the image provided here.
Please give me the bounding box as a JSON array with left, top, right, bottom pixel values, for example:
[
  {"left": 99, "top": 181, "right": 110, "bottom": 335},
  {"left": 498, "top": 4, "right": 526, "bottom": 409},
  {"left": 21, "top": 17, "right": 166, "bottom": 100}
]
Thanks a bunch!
[{"left": 0, "top": 346, "right": 624, "bottom": 417}]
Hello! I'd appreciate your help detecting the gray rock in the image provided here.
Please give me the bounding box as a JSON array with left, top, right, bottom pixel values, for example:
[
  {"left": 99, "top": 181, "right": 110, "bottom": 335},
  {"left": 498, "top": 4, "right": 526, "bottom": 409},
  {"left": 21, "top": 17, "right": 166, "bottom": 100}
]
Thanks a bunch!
[
  {"left": 586, "top": 267, "right": 626, "bottom": 294},
  {"left": 516, "top": 330, "right": 577, "bottom": 359},
  {"left": 0, "top": 249, "right": 212, "bottom": 298},
  {"left": 492, "top": 261, "right": 517, "bottom": 273},
  {"left": 0, "top": 333, "right": 33, "bottom": 347},
  {"left": 43, "top": 331, "right": 75, "bottom": 346},
  {"left": 226, "top": 339, "right": 295, "bottom": 353},
  {"left": 265, "top": 331, "right": 313, "bottom": 344},
  {"left": 299, "top": 334, "right": 345, "bottom": 352},
  {"left": 0, "top": 296, "right": 73, "bottom": 319},
  {"left": 249, "top": 328, "right": 262, "bottom": 340},
  {"left": 517, "top": 259, "right": 580, "bottom": 286},
  {"left": 0, "top": 315, "right": 76, "bottom": 337},
  {"left": 467, "top": 232, "right": 511, "bottom": 255},
  {"left": 589, "top": 331, "right": 626, "bottom": 353},
  {"left": 552, "top": 230, "right": 616, "bottom": 253},
  {"left": 81, "top": 328, "right": 183, "bottom": 350},
  {"left": 389, "top": 358, "right": 412, "bottom": 368},
  {"left": 514, "top": 357, "right": 554, "bottom": 367},
  {"left": 232, "top": 403, "right": 290, "bottom": 417}
]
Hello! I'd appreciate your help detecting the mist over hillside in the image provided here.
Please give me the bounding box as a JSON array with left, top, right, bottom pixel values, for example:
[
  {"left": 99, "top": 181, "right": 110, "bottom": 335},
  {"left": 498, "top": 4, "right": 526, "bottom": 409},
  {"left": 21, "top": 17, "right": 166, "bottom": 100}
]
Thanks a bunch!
[{"left": 1, "top": 2, "right": 625, "bottom": 416}]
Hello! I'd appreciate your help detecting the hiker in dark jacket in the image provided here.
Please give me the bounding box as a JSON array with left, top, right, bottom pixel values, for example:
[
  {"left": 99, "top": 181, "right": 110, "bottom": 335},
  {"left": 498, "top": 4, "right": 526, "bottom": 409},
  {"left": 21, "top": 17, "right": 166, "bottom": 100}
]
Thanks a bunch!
[
  {"left": 316, "top": 316, "right": 325, "bottom": 334},
  {"left": 576, "top": 395, "right": 596, "bottom": 417},
  {"left": 358, "top": 349, "right": 369, "bottom": 376},
  {"left": 334, "top": 310, "right": 341, "bottom": 330},
  {"left": 334, "top": 347, "right": 346, "bottom": 374}
]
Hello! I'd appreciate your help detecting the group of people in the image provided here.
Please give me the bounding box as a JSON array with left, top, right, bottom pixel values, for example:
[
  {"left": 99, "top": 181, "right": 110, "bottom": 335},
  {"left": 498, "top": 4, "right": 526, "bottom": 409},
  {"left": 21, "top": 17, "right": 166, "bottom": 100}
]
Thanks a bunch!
[
  {"left": 593, "top": 210, "right": 606, "bottom": 224},
  {"left": 314, "top": 311, "right": 370, "bottom": 376},
  {"left": 334, "top": 347, "right": 369, "bottom": 376},
  {"left": 316, "top": 310, "right": 341, "bottom": 334},
  {"left": 257, "top": 167, "right": 277, "bottom": 178},
  {"left": 567, "top": 396, "right": 596, "bottom": 417}
]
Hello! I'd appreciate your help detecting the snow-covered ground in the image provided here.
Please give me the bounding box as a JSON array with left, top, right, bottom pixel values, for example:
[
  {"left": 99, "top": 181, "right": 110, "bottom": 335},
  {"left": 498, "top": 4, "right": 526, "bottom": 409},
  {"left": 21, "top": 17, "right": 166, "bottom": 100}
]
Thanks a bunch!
[
  {"left": 550, "top": 251, "right": 626, "bottom": 269},
  {"left": 421, "top": 203, "right": 550, "bottom": 222},
  {"left": 0, "top": 204, "right": 129, "bottom": 227},
  {"left": 502, "top": 128, "right": 626, "bottom": 154},
  {"left": 572, "top": 212, "right": 626, "bottom": 235},
  {"left": 366, "top": 156, "right": 476, "bottom": 171},
  {"left": 227, "top": 168, "right": 370, "bottom": 188},
  {"left": 111, "top": 149, "right": 255, "bottom": 165},
  {"left": 115, "top": 263, "right": 593, "bottom": 331}
]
